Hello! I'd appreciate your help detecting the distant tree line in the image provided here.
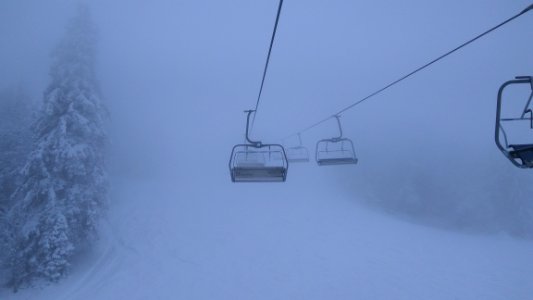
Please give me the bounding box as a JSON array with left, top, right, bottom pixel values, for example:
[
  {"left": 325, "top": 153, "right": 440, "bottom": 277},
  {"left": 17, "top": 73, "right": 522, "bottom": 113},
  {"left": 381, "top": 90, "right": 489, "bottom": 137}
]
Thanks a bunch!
[
  {"left": 0, "top": 6, "right": 108, "bottom": 291},
  {"left": 350, "top": 158, "right": 533, "bottom": 238}
]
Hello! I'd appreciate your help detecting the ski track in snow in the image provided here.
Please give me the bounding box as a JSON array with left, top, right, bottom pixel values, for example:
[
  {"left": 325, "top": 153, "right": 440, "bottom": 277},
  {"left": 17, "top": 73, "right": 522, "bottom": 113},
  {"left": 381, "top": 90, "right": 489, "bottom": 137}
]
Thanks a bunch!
[
  {"left": 58, "top": 218, "right": 132, "bottom": 300},
  {"left": 4, "top": 165, "right": 533, "bottom": 299}
]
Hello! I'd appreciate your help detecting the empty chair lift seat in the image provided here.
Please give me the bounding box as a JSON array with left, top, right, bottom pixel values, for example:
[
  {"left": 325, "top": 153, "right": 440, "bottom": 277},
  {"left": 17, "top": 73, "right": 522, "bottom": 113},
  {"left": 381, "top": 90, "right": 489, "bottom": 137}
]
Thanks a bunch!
[
  {"left": 316, "top": 138, "right": 358, "bottom": 166},
  {"left": 286, "top": 146, "right": 310, "bottom": 163},
  {"left": 285, "top": 133, "right": 310, "bottom": 163},
  {"left": 229, "top": 145, "right": 288, "bottom": 182}
]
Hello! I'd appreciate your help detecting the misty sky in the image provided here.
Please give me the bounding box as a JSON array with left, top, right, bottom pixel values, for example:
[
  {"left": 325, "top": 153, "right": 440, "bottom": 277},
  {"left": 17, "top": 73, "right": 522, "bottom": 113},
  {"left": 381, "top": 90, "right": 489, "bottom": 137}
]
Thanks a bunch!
[{"left": 1, "top": 0, "right": 533, "bottom": 187}]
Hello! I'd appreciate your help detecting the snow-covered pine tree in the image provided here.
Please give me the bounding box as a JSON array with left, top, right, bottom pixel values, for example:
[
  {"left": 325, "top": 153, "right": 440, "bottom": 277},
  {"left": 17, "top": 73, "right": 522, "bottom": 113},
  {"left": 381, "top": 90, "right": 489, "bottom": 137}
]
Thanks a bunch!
[
  {"left": 7, "top": 5, "right": 107, "bottom": 290},
  {"left": 0, "top": 85, "right": 33, "bottom": 208},
  {"left": 0, "top": 85, "right": 34, "bottom": 286}
]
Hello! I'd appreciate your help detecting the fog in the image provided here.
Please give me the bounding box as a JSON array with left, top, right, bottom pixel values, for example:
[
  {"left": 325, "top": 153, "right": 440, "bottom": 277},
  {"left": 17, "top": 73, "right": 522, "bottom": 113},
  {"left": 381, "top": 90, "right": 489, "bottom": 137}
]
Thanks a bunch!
[
  {"left": 2, "top": 0, "right": 533, "bottom": 235},
  {"left": 2, "top": 0, "right": 533, "bottom": 297}
]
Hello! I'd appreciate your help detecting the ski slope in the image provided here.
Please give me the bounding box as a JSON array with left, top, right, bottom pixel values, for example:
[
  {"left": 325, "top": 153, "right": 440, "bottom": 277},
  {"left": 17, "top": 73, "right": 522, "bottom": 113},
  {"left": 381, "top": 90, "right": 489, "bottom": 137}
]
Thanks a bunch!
[{"left": 4, "top": 163, "right": 533, "bottom": 300}]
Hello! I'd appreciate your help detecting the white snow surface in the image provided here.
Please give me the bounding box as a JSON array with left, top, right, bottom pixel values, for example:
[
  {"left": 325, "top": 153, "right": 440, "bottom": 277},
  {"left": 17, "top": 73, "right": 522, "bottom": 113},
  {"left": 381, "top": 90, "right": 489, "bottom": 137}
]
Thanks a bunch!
[{"left": 3, "top": 164, "right": 532, "bottom": 300}]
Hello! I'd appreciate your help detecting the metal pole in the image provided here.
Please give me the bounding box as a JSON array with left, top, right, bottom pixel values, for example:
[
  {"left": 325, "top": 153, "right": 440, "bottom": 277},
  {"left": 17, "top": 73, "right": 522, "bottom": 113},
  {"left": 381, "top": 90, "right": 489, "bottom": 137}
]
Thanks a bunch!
[{"left": 244, "top": 110, "right": 262, "bottom": 146}]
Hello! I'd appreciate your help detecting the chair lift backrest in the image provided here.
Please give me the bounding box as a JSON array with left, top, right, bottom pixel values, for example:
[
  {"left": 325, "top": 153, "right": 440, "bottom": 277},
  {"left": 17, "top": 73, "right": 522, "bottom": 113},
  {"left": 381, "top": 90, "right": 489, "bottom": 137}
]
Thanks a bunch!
[{"left": 235, "top": 147, "right": 266, "bottom": 167}]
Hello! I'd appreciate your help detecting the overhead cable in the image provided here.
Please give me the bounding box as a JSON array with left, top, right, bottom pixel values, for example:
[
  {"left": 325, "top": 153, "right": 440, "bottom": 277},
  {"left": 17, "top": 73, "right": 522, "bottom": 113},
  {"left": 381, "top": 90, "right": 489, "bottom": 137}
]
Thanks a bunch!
[
  {"left": 251, "top": 0, "right": 284, "bottom": 133},
  {"left": 283, "top": 3, "right": 533, "bottom": 140}
]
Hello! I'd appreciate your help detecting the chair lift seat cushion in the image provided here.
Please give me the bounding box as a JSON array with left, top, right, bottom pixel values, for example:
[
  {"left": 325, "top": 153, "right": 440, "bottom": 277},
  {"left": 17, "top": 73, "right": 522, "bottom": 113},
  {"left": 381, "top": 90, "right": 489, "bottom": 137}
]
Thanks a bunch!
[
  {"left": 317, "top": 157, "right": 358, "bottom": 165},
  {"left": 232, "top": 166, "right": 286, "bottom": 182},
  {"left": 509, "top": 144, "right": 533, "bottom": 166}
]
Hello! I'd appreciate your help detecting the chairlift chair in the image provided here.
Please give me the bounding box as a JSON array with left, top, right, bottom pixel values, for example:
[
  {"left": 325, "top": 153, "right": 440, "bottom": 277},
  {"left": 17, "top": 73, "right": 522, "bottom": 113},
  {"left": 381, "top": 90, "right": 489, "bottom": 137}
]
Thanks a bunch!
[
  {"left": 229, "top": 110, "right": 289, "bottom": 182},
  {"left": 495, "top": 76, "right": 533, "bottom": 168},
  {"left": 285, "top": 133, "right": 310, "bottom": 163},
  {"left": 316, "top": 115, "right": 358, "bottom": 166}
]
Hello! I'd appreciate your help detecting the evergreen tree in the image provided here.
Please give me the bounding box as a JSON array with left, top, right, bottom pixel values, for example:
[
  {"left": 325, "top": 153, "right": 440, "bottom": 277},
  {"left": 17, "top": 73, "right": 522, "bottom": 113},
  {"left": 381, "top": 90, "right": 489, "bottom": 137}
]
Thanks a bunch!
[
  {"left": 0, "top": 85, "right": 33, "bottom": 207},
  {"left": 0, "top": 85, "right": 34, "bottom": 285},
  {"left": 7, "top": 6, "right": 107, "bottom": 290},
  {"left": 0, "top": 205, "right": 11, "bottom": 284}
]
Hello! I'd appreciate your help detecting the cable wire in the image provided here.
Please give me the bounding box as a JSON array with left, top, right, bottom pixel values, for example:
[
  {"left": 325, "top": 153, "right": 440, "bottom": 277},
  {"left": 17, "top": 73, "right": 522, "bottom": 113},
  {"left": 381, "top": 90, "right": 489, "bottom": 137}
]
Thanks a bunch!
[
  {"left": 282, "top": 3, "right": 533, "bottom": 140},
  {"left": 251, "top": 0, "right": 284, "bottom": 133}
]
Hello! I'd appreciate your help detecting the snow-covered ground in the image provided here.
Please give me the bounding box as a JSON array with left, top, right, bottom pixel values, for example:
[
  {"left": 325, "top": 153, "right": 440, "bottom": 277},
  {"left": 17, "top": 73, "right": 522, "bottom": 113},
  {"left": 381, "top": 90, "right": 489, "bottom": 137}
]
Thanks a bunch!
[{"left": 4, "top": 163, "right": 533, "bottom": 300}]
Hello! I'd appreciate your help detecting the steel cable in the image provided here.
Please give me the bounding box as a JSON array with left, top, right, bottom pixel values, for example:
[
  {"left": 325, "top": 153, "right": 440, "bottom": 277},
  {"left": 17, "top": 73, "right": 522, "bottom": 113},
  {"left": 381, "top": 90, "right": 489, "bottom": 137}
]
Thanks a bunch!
[
  {"left": 250, "top": 0, "right": 284, "bottom": 133},
  {"left": 282, "top": 4, "right": 533, "bottom": 140}
]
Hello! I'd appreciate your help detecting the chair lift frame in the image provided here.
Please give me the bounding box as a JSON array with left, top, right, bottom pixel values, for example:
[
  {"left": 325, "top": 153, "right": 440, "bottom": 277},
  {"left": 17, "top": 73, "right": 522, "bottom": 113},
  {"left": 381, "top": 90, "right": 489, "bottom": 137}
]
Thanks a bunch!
[
  {"left": 286, "top": 133, "right": 310, "bottom": 163},
  {"left": 495, "top": 76, "right": 533, "bottom": 168},
  {"left": 229, "top": 110, "right": 289, "bottom": 182},
  {"left": 315, "top": 115, "right": 358, "bottom": 166}
]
